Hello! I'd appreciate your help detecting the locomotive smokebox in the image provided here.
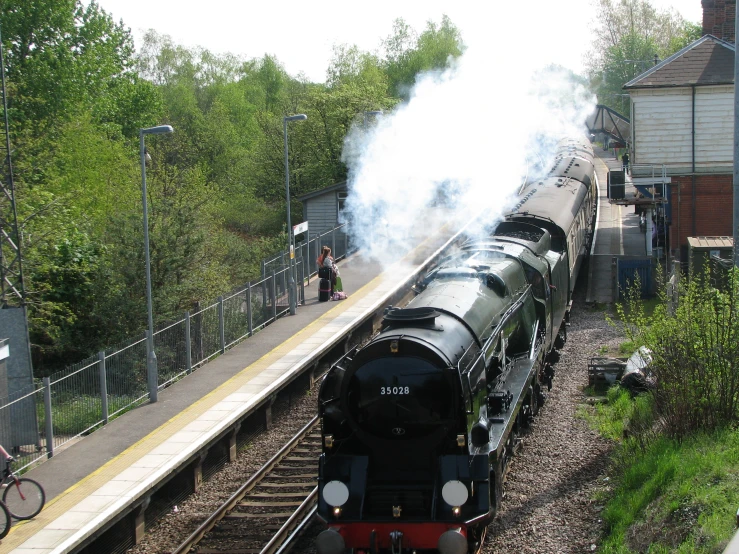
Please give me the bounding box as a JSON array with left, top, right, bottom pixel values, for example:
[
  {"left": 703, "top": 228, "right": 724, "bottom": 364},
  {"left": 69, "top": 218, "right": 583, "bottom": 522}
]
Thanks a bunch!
[
  {"left": 438, "top": 528, "right": 468, "bottom": 554},
  {"left": 316, "top": 528, "right": 345, "bottom": 554}
]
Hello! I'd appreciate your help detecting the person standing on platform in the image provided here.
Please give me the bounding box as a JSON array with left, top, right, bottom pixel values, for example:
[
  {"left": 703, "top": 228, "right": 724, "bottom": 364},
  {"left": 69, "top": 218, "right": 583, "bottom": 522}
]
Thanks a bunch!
[
  {"left": 317, "top": 246, "right": 338, "bottom": 289},
  {"left": 622, "top": 151, "right": 630, "bottom": 174}
]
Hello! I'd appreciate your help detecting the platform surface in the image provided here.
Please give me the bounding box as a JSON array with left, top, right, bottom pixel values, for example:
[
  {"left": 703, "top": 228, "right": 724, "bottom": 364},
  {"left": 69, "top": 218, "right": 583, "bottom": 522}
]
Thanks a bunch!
[
  {"left": 2, "top": 251, "right": 412, "bottom": 553},
  {"left": 2, "top": 147, "right": 639, "bottom": 552}
]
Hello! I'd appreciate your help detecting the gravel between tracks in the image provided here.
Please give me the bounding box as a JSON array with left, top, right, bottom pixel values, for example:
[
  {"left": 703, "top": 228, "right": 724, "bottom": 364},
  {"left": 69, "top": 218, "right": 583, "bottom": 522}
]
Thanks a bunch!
[
  {"left": 128, "top": 296, "right": 622, "bottom": 554},
  {"left": 484, "top": 297, "right": 620, "bottom": 554},
  {"left": 127, "top": 384, "right": 323, "bottom": 554}
]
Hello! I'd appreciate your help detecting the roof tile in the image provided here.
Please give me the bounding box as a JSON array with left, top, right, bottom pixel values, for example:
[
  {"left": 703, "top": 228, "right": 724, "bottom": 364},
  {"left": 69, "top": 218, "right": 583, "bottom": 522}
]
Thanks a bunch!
[{"left": 624, "top": 35, "right": 735, "bottom": 89}]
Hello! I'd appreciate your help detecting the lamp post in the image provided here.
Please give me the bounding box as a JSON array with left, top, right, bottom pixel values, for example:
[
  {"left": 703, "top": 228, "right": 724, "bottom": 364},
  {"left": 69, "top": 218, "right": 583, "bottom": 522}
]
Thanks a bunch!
[
  {"left": 140, "top": 124, "right": 174, "bottom": 402},
  {"left": 283, "top": 114, "right": 307, "bottom": 315},
  {"left": 363, "top": 110, "right": 383, "bottom": 128}
]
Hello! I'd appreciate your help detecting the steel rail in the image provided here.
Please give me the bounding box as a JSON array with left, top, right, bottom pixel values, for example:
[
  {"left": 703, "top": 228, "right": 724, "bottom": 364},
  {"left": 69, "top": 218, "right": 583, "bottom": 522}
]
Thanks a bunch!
[
  {"left": 261, "top": 489, "right": 317, "bottom": 554},
  {"left": 171, "top": 416, "right": 320, "bottom": 554}
]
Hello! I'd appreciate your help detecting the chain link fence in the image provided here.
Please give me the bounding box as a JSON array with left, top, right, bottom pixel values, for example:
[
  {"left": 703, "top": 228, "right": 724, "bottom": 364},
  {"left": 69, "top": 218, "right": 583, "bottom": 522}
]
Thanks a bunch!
[{"left": 0, "top": 224, "right": 348, "bottom": 472}]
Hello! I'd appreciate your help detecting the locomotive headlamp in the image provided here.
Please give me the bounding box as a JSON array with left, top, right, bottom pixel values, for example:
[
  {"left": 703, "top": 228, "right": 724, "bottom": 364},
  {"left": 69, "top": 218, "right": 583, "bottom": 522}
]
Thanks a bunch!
[
  {"left": 390, "top": 340, "right": 399, "bottom": 353},
  {"left": 393, "top": 505, "right": 402, "bottom": 518},
  {"left": 324, "top": 435, "right": 334, "bottom": 448},
  {"left": 442, "top": 480, "right": 469, "bottom": 507},
  {"left": 322, "top": 481, "right": 350, "bottom": 507},
  {"left": 456, "top": 434, "right": 465, "bottom": 447},
  {"left": 452, "top": 506, "right": 461, "bottom": 516},
  {"left": 332, "top": 506, "right": 342, "bottom": 517}
]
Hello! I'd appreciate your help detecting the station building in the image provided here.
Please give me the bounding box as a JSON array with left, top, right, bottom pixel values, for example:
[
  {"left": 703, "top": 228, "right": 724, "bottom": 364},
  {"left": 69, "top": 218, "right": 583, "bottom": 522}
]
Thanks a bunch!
[
  {"left": 623, "top": 34, "right": 734, "bottom": 261},
  {"left": 622, "top": 0, "right": 736, "bottom": 262}
]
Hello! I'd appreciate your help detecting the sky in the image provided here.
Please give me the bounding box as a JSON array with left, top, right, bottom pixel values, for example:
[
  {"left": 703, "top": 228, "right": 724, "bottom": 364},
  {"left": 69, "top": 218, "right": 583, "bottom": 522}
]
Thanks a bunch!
[
  {"left": 94, "top": 0, "right": 704, "bottom": 83},
  {"left": 91, "top": 0, "right": 705, "bottom": 261}
]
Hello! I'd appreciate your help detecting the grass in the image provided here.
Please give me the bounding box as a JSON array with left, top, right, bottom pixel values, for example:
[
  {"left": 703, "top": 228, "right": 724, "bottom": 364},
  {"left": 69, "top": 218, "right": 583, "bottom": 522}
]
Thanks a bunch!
[
  {"left": 610, "top": 297, "right": 663, "bottom": 322},
  {"left": 37, "top": 394, "right": 144, "bottom": 436},
  {"left": 580, "top": 386, "right": 739, "bottom": 553}
]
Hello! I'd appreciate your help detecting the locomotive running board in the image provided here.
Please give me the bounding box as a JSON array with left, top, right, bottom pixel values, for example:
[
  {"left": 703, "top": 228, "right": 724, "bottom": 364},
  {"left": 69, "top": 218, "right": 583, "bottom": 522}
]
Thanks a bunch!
[{"left": 486, "top": 355, "right": 538, "bottom": 454}]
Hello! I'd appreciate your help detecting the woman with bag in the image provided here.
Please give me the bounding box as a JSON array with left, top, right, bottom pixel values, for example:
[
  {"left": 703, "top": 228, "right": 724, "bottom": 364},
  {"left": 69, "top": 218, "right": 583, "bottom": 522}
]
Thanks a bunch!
[{"left": 317, "top": 246, "right": 346, "bottom": 299}]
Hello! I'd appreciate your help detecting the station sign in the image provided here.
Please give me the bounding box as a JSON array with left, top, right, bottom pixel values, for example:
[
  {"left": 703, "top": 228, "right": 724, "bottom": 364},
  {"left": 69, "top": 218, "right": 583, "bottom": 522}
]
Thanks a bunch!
[{"left": 293, "top": 221, "right": 309, "bottom": 235}]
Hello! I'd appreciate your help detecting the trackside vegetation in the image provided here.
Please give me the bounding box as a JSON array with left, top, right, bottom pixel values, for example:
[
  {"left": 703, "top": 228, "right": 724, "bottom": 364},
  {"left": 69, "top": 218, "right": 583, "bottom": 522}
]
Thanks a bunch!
[
  {"left": 582, "top": 268, "right": 739, "bottom": 552},
  {"left": 0, "top": 0, "right": 465, "bottom": 376}
]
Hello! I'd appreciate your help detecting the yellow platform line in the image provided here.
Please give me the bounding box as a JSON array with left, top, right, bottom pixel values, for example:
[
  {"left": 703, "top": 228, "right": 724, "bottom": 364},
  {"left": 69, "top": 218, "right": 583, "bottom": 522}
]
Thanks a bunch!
[{"left": 1, "top": 267, "right": 397, "bottom": 552}]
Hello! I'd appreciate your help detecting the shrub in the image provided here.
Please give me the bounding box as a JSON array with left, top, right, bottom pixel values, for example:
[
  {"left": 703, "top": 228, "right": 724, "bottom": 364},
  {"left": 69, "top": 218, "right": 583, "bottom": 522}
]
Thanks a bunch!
[{"left": 612, "top": 267, "right": 739, "bottom": 438}]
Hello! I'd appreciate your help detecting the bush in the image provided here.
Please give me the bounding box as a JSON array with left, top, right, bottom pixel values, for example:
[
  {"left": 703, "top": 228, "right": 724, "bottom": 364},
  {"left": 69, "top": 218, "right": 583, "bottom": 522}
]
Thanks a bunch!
[{"left": 613, "top": 267, "right": 739, "bottom": 438}]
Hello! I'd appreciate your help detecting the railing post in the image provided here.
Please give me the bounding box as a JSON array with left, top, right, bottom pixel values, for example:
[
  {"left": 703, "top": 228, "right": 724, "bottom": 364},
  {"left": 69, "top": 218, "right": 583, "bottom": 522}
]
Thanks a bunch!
[
  {"left": 193, "top": 301, "right": 203, "bottom": 366},
  {"left": 612, "top": 257, "right": 619, "bottom": 302},
  {"left": 99, "top": 351, "right": 109, "bottom": 425},
  {"left": 261, "top": 260, "right": 267, "bottom": 313},
  {"left": 43, "top": 377, "right": 53, "bottom": 459},
  {"left": 271, "top": 270, "right": 277, "bottom": 321},
  {"left": 185, "top": 311, "right": 193, "bottom": 374},
  {"left": 246, "top": 284, "right": 253, "bottom": 336},
  {"left": 299, "top": 258, "right": 305, "bottom": 305},
  {"left": 332, "top": 227, "right": 336, "bottom": 258},
  {"left": 218, "top": 295, "right": 225, "bottom": 354},
  {"left": 306, "top": 239, "right": 311, "bottom": 285},
  {"left": 280, "top": 253, "right": 287, "bottom": 298},
  {"left": 147, "top": 329, "right": 158, "bottom": 400},
  {"left": 302, "top": 241, "right": 308, "bottom": 279}
]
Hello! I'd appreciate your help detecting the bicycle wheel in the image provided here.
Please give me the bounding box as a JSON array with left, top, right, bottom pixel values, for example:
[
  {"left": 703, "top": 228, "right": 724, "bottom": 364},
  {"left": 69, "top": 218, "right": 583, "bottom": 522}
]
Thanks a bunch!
[
  {"left": 3, "top": 477, "right": 45, "bottom": 520},
  {"left": 0, "top": 501, "right": 10, "bottom": 539}
]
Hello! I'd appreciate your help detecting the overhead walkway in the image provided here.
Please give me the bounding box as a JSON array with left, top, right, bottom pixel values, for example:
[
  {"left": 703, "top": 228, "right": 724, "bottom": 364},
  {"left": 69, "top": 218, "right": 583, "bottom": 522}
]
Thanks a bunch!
[{"left": 586, "top": 104, "right": 631, "bottom": 148}]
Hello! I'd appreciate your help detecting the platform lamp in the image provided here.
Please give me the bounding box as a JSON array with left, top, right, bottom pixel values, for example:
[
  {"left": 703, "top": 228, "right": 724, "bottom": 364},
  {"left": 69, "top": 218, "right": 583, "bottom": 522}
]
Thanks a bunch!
[
  {"left": 140, "top": 124, "right": 174, "bottom": 402},
  {"left": 363, "top": 110, "right": 383, "bottom": 128},
  {"left": 284, "top": 114, "right": 307, "bottom": 315}
]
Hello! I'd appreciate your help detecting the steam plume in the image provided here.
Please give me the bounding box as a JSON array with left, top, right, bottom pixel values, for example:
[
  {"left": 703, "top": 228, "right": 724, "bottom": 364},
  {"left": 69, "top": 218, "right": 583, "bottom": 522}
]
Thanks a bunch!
[{"left": 341, "top": 24, "right": 596, "bottom": 261}]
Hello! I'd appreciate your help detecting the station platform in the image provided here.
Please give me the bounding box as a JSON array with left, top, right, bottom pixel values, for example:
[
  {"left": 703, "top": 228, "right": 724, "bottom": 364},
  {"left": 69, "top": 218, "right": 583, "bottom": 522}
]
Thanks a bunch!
[
  {"left": 586, "top": 146, "right": 649, "bottom": 304},
  {"left": 0, "top": 147, "right": 641, "bottom": 554},
  {"left": 0, "top": 250, "right": 422, "bottom": 553}
]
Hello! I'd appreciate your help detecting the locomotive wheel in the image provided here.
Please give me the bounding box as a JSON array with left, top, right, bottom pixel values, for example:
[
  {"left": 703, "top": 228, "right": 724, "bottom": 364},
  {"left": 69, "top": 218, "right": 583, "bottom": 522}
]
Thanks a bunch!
[
  {"left": 531, "top": 383, "right": 540, "bottom": 417},
  {"left": 554, "top": 323, "right": 567, "bottom": 349}
]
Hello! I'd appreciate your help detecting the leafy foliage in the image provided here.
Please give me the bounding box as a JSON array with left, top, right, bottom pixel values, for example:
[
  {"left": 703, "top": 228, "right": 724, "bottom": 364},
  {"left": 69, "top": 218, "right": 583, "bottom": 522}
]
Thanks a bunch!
[
  {"left": 382, "top": 15, "right": 465, "bottom": 99},
  {"left": 612, "top": 268, "right": 739, "bottom": 438},
  {"left": 586, "top": 0, "right": 701, "bottom": 115},
  {"left": 3, "top": 8, "right": 465, "bottom": 374}
]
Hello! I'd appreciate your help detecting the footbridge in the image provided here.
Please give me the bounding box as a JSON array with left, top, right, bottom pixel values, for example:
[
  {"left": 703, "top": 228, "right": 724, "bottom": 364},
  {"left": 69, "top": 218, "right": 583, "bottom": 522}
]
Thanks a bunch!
[{"left": 586, "top": 104, "right": 630, "bottom": 148}]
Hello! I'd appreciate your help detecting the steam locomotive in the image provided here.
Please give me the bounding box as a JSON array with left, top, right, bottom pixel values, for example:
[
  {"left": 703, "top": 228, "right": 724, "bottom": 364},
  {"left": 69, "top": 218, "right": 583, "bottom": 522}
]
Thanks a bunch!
[{"left": 316, "top": 137, "right": 597, "bottom": 554}]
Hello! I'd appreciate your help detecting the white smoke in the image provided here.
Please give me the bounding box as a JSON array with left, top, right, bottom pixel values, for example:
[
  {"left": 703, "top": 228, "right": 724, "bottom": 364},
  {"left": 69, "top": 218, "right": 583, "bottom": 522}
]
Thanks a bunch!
[{"left": 341, "top": 24, "right": 596, "bottom": 261}]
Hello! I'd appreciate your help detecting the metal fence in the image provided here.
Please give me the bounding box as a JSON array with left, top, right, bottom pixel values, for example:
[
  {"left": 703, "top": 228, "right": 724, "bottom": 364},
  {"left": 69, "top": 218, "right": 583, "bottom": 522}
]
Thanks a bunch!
[
  {"left": 0, "top": 224, "right": 348, "bottom": 472},
  {"left": 263, "top": 224, "right": 349, "bottom": 279}
]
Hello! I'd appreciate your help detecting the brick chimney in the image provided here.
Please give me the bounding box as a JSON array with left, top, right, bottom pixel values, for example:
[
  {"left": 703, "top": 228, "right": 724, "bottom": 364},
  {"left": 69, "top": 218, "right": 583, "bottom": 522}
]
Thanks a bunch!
[{"left": 702, "top": 0, "right": 736, "bottom": 42}]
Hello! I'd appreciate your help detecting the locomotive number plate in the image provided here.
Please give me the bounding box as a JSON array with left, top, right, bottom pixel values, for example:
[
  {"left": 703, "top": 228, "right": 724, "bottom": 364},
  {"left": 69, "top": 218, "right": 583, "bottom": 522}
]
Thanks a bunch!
[{"left": 380, "top": 386, "right": 410, "bottom": 395}]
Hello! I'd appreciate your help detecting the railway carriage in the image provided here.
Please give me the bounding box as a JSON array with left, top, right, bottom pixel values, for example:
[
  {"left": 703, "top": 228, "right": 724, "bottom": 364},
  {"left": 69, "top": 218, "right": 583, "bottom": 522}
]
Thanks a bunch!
[{"left": 315, "top": 137, "right": 597, "bottom": 554}]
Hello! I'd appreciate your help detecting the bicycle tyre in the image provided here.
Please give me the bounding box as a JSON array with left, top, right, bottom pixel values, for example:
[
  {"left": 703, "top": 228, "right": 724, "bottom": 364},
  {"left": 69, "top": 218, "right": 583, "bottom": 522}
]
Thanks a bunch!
[
  {"left": 3, "top": 477, "right": 45, "bottom": 520},
  {"left": 0, "top": 501, "right": 10, "bottom": 539}
]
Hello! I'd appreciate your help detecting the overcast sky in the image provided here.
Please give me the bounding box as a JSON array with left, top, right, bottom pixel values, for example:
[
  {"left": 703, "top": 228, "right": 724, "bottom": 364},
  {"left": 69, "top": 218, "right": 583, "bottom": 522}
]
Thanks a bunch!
[{"left": 94, "top": 0, "right": 704, "bottom": 83}]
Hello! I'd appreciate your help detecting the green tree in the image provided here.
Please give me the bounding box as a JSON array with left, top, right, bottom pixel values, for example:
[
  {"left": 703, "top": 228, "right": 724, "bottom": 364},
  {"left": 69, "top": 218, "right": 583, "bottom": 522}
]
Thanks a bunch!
[
  {"left": 382, "top": 15, "right": 465, "bottom": 99},
  {"left": 0, "top": 0, "right": 162, "bottom": 371},
  {"left": 0, "top": 0, "right": 139, "bottom": 125},
  {"left": 587, "top": 0, "right": 701, "bottom": 115}
]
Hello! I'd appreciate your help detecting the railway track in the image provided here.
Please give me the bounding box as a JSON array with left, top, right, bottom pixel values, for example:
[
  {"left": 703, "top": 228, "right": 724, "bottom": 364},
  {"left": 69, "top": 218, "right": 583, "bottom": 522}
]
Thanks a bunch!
[{"left": 173, "top": 417, "right": 322, "bottom": 554}]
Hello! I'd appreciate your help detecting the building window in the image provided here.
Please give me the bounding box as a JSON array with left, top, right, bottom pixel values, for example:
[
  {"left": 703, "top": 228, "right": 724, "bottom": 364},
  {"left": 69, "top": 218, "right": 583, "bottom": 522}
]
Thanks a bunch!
[{"left": 337, "top": 191, "right": 348, "bottom": 223}]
